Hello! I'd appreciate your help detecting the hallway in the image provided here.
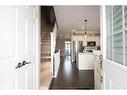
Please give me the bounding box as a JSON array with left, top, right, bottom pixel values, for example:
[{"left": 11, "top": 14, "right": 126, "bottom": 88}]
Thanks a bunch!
[{"left": 49, "top": 56, "right": 94, "bottom": 89}]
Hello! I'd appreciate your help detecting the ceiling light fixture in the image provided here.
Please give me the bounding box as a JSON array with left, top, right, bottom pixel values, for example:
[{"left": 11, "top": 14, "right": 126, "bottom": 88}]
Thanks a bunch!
[{"left": 84, "top": 20, "right": 87, "bottom": 38}]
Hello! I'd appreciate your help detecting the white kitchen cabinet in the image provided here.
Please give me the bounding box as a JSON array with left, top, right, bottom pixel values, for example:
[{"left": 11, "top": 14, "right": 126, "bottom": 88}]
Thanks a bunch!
[{"left": 76, "top": 52, "right": 96, "bottom": 70}]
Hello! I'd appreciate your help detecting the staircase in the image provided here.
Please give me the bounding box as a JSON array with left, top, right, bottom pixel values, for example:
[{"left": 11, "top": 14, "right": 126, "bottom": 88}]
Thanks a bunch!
[
  {"left": 40, "top": 24, "right": 57, "bottom": 89},
  {"left": 41, "top": 25, "right": 54, "bottom": 63}
]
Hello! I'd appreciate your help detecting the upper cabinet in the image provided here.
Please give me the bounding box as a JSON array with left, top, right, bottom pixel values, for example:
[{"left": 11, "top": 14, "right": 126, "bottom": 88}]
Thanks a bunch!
[{"left": 71, "top": 31, "right": 100, "bottom": 46}]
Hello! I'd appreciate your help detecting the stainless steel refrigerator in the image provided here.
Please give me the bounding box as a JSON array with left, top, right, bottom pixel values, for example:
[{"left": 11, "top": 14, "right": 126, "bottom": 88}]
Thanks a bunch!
[{"left": 72, "top": 41, "right": 83, "bottom": 62}]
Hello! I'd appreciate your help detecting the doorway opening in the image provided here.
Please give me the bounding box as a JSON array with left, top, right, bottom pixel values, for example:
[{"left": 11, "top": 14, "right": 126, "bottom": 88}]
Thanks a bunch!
[
  {"left": 40, "top": 6, "right": 101, "bottom": 90},
  {"left": 64, "top": 41, "right": 71, "bottom": 56},
  {"left": 40, "top": 6, "right": 56, "bottom": 89}
]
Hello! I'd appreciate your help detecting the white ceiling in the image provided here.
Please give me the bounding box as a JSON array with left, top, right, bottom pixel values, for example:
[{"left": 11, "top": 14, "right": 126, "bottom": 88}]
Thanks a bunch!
[{"left": 54, "top": 6, "right": 100, "bottom": 38}]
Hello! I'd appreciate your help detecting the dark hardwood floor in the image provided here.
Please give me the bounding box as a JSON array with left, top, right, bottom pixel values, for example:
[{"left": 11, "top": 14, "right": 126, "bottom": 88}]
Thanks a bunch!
[{"left": 49, "top": 56, "right": 94, "bottom": 90}]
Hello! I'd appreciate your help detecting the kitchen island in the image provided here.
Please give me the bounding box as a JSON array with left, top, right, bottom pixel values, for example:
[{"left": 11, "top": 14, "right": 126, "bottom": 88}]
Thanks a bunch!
[{"left": 76, "top": 52, "right": 96, "bottom": 70}]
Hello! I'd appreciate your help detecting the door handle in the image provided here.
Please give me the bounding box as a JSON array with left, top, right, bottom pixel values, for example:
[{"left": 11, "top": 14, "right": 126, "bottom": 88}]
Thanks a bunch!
[
  {"left": 22, "top": 60, "right": 31, "bottom": 65},
  {"left": 15, "top": 62, "right": 22, "bottom": 69},
  {"left": 15, "top": 61, "right": 31, "bottom": 69}
]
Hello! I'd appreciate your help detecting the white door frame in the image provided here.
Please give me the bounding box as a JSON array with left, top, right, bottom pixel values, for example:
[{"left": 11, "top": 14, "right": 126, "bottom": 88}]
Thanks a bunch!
[
  {"left": 100, "top": 5, "right": 106, "bottom": 59},
  {"left": 35, "top": 6, "right": 41, "bottom": 89},
  {"left": 100, "top": 5, "right": 107, "bottom": 89}
]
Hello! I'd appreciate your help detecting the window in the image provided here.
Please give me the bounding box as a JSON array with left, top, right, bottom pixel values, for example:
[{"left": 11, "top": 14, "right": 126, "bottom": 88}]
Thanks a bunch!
[{"left": 106, "top": 5, "right": 127, "bottom": 66}]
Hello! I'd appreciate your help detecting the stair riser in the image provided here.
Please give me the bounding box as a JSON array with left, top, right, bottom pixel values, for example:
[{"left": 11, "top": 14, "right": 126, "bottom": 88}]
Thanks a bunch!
[
  {"left": 41, "top": 58, "right": 51, "bottom": 62},
  {"left": 41, "top": 49, "right": 51, "bottom": 52},
  {"left": 42, "top": 40, "right": 51, "bottom": 42},
  {"left": 41, "top": 47, "right": 51, "bottom": 50},
  {"left": 41, "top": 34, "right": 51, "bottom": 36},
  {"left": 41, "top": 29, "right": 52, "bottom": 63},
  {"left": 41, "top": 38, "right": 51, "bottom": 40},
  {"left": 41, "top": 53, "right": 51, "bottom": 56},
  {"left": 41, "top": 40, "right": 50, "bottom": 41},
  {"left": 41, "top": 44, "right": 50, "bottom": 47}
]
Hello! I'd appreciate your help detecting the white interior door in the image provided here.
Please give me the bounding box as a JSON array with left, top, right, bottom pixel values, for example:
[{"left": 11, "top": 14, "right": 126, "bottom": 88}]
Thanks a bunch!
[
  {"left": 102, "top": 5, "right": 127, "bottom": 89},
  {"left": 0, "top": 6, "right": 37, "bottom": 89}
]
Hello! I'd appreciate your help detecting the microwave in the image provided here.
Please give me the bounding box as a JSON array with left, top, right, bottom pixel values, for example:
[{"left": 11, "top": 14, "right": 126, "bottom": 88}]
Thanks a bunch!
[{"left": 87, "top": 41, "right": 96, "bottom": 46}]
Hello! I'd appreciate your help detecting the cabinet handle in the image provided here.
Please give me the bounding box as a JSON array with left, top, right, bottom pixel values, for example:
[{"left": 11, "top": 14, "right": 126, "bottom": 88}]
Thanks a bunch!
[
  {"left": 100, "top": 60, "right": 103, "bottom": 69},
  {"left": 101, "top": 76, "right": 103, "bottom": 83}
]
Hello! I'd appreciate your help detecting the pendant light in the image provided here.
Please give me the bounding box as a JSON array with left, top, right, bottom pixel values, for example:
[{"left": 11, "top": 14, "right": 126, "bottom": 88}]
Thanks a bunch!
[{"left": 84, "top": 20, "right": 87, "bottom": 38}]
